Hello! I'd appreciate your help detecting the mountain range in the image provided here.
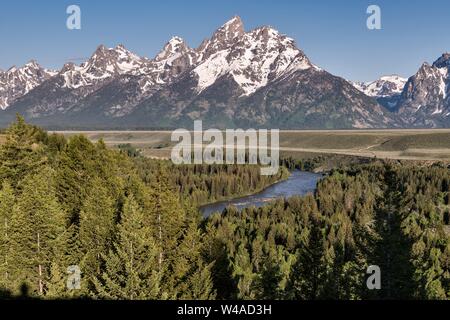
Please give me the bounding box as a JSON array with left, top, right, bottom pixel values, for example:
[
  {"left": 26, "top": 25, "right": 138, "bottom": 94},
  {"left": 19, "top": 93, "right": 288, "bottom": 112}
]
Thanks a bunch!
[{"left": 1, "top": 16, "right": 449, "bottom": 129}]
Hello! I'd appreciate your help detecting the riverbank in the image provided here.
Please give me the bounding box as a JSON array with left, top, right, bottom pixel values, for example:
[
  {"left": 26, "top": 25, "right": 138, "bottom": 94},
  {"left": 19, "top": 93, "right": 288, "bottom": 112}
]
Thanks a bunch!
[
  {"left": 194, "top": 167, "right": 291, "bottom": 213},
  {"left": 200, "top": 170, "right": 323, "bottom": 217}
]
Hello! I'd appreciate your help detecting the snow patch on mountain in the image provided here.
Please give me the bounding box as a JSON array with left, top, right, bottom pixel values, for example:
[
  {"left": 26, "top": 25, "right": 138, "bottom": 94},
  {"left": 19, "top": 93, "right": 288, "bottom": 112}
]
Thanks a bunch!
[
  {"left": 352, "top": 75, "right": 407, "bottom": 98},
  {"left": 195, "top": 50, "right": 230, "bottom": 91},
  {"left": 194, "top": 21, "right": 315, "bottom": 95},
  {"left": 60, "top": 45, "right": 150, "bottom": 89},
  {"left": 0, "top": 61, "right": 56, "bottom": 109}
]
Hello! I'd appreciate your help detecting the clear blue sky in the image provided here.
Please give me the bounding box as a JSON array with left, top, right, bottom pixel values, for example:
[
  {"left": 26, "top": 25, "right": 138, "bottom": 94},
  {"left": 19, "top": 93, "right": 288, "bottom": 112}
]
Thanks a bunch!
[{"left": 0, "top": 0, "right": 449, "bottom": 81}]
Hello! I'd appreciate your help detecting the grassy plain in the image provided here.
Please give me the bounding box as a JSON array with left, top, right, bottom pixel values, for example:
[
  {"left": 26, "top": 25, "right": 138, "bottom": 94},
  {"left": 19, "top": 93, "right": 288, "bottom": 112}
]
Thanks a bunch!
[{"left": 42, "top": 129, "right": 450, "bottom": 162}]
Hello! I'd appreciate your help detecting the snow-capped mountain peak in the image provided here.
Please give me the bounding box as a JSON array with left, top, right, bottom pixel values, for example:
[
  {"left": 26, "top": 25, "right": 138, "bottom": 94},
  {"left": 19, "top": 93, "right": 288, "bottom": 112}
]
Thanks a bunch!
[
  {"left": 155, "top": 36, "right": 190, "bottom": 62},
  {"left": 193, "top": 17, "right": 315, "bottom": 95},
  {"left": 151, "top": 36, "right": 199, "bottom": 85},
  {"left": 198, "top": 16, "right": 245, "bottom": 61},
  {"left": 396, "top": 54, "right": 450, "bottom": 124},
  {"left": 60, "top": 44, "right": 149, "bottom": 89},
  {"left": 84, "top": 44, "right": 145, "bottom": 75},
  {"left": 0, "top": 60, "right": 56, "bottom": 109},
  {"left": 352, "top": 75, "right": 407, "bottom": 97},
  {"left": 216, "top": 16, "right": 245, "bottom": 40}
]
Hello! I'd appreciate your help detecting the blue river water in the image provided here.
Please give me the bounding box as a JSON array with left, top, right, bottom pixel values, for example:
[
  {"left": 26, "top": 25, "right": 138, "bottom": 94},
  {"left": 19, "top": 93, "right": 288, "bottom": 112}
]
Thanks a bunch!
[{"left": 200, "top": 170, "right": 323, "bottom": 217}]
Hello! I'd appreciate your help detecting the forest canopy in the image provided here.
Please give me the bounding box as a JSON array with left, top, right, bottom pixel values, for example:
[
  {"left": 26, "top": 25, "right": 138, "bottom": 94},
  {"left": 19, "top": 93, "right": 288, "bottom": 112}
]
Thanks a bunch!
[{"left": 0, "top": 116, "right": 448, "bottom": 300}]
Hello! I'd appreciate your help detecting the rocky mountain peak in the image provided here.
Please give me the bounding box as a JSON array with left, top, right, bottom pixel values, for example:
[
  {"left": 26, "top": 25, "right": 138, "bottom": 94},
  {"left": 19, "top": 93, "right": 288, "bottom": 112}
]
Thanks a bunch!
[
  {"left": 85, "top": 44, "right": 142, "bottom": 73},
  {"left": 155, "top": 36, "right": 191, "bottom": 62},
  {"left": 416, "top": 62, "right": 434, "bottom": 75},
  {"left": 58, "top": 44, "right": 149, "bottom": 89},
  {"left": 198, "top": 16, "right": 245, "bottom": 60},
  {"left": 0, "top": 60, "right": 55, "bottom": 110},
  {"left": 394, "top": 53, "right": 450, "bottom": 126},
  {"left": 94, "top": 44, "right": 107, "bottom": 54},
  {"left": 151, "top": 36, "right": 199, "bottom": 85},
  {"left": 352, "top": 75, "right": 407, "bottom": 98},
  {"left": 251, "top": 25, "right": 278, "bottom": 37},
  {"left": 432, "top": 53, "right": 450, "bottom": 69},
  {"left": 193, "top": 18, "right": 314, "bottom": 96},
  {"left": 60, "top": 62, "right": 76, "bottom": 73},
  {"left": 216, "top": 16, "right": 245, "bottom": 39},
  {"left": 23, "top": 60, "right": 40, "bottom": 69}
]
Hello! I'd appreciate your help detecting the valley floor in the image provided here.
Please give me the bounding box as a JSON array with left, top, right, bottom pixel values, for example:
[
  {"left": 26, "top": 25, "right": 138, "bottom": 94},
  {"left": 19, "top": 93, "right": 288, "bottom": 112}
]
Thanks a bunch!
[{"left": 49, "top": 129, "right": 450, "bottom": 161}]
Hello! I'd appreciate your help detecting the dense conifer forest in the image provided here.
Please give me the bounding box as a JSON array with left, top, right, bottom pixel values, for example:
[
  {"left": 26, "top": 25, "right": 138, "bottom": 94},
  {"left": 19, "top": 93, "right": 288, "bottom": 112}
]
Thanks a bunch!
[{"left": 0, "top": 117, "right": 448, "bottom": 299}]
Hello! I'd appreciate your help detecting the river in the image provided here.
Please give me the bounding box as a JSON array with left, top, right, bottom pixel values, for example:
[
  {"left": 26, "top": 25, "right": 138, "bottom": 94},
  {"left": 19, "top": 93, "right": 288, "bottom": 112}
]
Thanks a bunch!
[{"left": 200, "top": 170, "right": 323, "bottom": 217}]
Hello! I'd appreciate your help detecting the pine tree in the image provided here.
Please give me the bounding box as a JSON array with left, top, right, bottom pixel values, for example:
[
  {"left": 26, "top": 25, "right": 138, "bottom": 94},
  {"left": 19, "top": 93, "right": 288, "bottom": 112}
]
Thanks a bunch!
[
  {"left": 0, "top": 115, "right": 47, "bottom": 187},
  {"left": 421, "top": 247, "right": 447, "bottom": 299},
  {"left": 46, "top": 261, "right": 69, "bottom": 299},
  {"left": 232, "top": 243, "right": 256, "bottom": 299},
  {"left": 46, "top": 224, "right": 84, "bottom": 299},
  {"left": 147, "top": 166, "right": 185, "bottom": 292},
  {"left": 55, "top": 135, "right": 102, "bottom": 222},
  {"left": 170, "top": 220, "right": 216, "bottom": 299},
  {"left": 0, "top": 181, "right": 15, "bottom": 289},
  {"left": 79, "top": 177, "right": 117, "bottom": 292},
  {"left": 287, "top": 215, "right": 327, "bottom": 300},
  {"left": 8, "top": 167, "right": 65, "bottom": 296},
  {"left": 254, "top": 259, "right": 283, "bottom": 299},
  {"left": 93, "top": 195, "right": 160, "bottom": 299}
]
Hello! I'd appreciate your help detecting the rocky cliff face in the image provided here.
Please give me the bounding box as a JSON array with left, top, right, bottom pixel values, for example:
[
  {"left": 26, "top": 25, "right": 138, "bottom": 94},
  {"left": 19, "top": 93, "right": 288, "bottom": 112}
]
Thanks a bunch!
[
  {"left": 395, "top": 53, "right": 450, "bottom": 127},
  {"left": 0, "top": 61, "right": 56, "bottom": 110}
]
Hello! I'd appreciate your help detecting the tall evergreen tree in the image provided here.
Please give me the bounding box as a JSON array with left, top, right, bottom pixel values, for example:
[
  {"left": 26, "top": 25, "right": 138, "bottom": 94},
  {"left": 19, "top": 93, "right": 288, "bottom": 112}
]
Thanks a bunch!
[
  {"left": 146, "top": 166, "right": 185, "bottom": 294},
  {"left": 93, "top": 195, "right": 160, "bottom": 299},
  {"left": 8, "top": 167, "right": 65, "bottom": 296},
  {"left": 0, "top": 115, "right": 47, "bottom": 187},
  {"left": 56, "top": 135, "right": 102, "bottom": 222},
  {"left": 0, "top": 181, "right": 15, "bottom": 289},
  {"left": 254, "top": 259, "right": 283, "bottom": 300},
  {"left": 79, "top": 177, "right": 117, "bottom": 292},
  {"left": 46, "top": 224, "right": 84, "bottom": 299},
  {"left": 287, "top": 215, "right": 327, "bottom": 300},
  {"left": 170, "top": 220, "right": 216, "bottom": 299}
]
